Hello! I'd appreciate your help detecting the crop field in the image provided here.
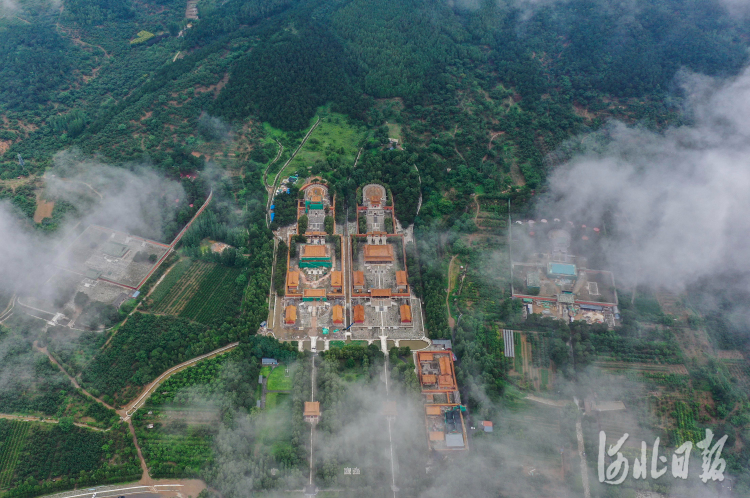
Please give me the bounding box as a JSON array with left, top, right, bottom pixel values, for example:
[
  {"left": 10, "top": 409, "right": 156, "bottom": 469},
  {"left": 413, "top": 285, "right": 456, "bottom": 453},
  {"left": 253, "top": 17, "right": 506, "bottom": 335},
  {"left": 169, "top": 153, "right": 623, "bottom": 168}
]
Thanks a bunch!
[
  {"left": 151, "top": 261, "right": 242, "bottom": 324},
  {"left": 178, "top": 265, "right": 242, "bottom": 324},
  {"left": 266, "top": 367, "right": 292, "bottom": 391},
  {"left": 593, "top": 361, "right": 688, "bottom": 375},
  {"left": 148, "top": 258, "right": 194, "bottom": 306},
  {"left": 509, "top": 331, "right": 553, "bottom": 391},
  {"left": 723, "top": 360, "right": 750, "bottom": 390},
  {"left": 0, "top": 421, "right": 29, "bottom": 487},
  {"left": 151, "top": 260, "right": 214, "bottom": 314}
]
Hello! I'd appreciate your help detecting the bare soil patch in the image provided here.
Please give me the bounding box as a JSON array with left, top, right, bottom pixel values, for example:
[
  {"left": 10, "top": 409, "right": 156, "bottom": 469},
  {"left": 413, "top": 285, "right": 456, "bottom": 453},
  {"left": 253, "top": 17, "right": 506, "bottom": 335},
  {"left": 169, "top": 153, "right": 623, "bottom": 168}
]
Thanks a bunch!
[
  {"left": 33, "top": 197, "right": 55, "bottom": 223},
  {"left": 717, "top": 350, "right": 744, "bottom": 360},
  {"left": 194, "top": 73, "right": 229, "bottom": 98},
  {"left": 510, "top": 162, "right": 526, "bottom": 186}
]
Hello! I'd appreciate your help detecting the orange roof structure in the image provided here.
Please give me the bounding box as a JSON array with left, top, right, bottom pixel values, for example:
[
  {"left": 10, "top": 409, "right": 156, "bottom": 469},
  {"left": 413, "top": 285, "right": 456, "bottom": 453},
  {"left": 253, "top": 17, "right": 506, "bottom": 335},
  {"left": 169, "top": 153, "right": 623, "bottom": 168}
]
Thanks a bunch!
[
  {"left": 364, "top": 244, "right": 394, "bottom": 263},
  {"left": 304, "top": 401, "right": 320, "bottom": 417},
  {"left": 400, "top": 304, "right": 412, "bottom": 323},
  {"left": 372, "top": 289, "right": 392, "bottom": 298},
  {"left": 396, "top": 271, "right": 408, "bottom": 287},
  {"left": 311, "top": 195, "right": 323, "bottom": 203},
  {"left": 332, "top": 305, "right": 344, "bottom": 324},
  {"left": 417, "top": 352, "right": 457, "bottom": 391},
  {"left": 303, "top": 289, "right": 326, "bottom": 298},
  {"left": 426, "top": 405, "right": 441, "bottom": 416},
  {"left": 353, "top": 271, "right": 365, "bottom": 287},
  {"left": 286, "top": 271, "right": 300, "bottom": 288},
  {"left": 422, "top": 374, "right": 437, "bottom": 385},
  {"left": 302, "top": 245, "right": 327, "bottom": 258},
  {"left": 330, "top": 271, "right": 342, "bottom": 287},
  {"left": 285, "top": 306, "right": 297, "bottom": 324},
  {"left": 438, "top": 375, "right": 453, "bottom": 386},
  {"left": 353, "top": 304, "right": 365, "bottom": 323},
  {"left": 439, "top": 356, "right": 451, "bottom": 375},
  {"left": 429, "top": 431, "right": 445, "bottom": 441}
]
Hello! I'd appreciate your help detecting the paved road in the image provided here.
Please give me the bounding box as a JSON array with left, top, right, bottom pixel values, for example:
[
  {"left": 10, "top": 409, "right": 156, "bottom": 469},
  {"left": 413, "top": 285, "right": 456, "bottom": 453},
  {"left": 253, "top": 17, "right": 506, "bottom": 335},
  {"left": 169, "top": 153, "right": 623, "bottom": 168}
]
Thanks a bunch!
[
  {"left": 576, "top": 416, "right": 591, "bottom": 498},
  {"left": 123, "top": 342, "right": 239, "bottom": 419},
  {"left": 37, "top": 483, "right": 194, "bottom": 498},
  {"left": 262, "top": 139, "right": 283, "bottom": 190},
  {"left": 0, "top": 294, "right": 15, "bottom": 323}
]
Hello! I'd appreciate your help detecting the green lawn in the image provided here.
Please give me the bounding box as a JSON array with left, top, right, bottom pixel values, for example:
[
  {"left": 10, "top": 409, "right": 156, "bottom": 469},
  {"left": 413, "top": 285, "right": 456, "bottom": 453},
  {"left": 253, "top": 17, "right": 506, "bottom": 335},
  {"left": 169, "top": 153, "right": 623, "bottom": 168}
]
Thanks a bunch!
[
  {"left": 267, "top": 366, "right": 292, "bottom": 391},
  {"left": 286, "top": 106, "right": 365, "bottom": 176},
  {"left": 385, "top": 122, "right": 402, "bottom": 141},
  {"left": 265, "top": 392, "right": 289, "bottom": 410},
  {"left": 329, "top": 340, "right": 368, "bottom": 348}
]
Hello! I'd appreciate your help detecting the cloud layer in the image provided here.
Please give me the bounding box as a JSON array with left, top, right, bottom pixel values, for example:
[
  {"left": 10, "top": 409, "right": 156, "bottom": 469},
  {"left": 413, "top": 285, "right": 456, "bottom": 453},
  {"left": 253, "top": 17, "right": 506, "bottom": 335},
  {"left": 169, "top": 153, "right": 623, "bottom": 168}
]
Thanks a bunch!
[{"left": 538, "top": 67, "right": 750, "bottom": 291}]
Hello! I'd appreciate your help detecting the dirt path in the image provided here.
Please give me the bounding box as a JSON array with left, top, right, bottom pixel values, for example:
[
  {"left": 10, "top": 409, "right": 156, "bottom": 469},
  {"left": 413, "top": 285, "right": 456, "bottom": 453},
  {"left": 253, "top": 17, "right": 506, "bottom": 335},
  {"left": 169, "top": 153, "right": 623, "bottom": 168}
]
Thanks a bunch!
[
  {"left": 263, "top": 139, "right": 283, "bottom": 190},
  {"left": 266, "top": 117, "right": 321, "bottom": 226},
  {"left": 447, "top": 255, "right": 457, "bottom": 329},
  {"left": 33, "top": 341, "right": 118, "bottom": 411},
  {"left": 413, "top": 162, "right": 422, "bottom": 217},
  {"left": 128, "top": 419, "right": 150, "bottom": 482},
  {"left": 57, "top": 178, "right": 104, "bottom": 199},
  {"left": 0, "top": 413, "right": 107, "bottom": 432},
  {"left": 488, "top": 131, "right": 504, "bottom": 150},
  {"left": 524, "top": 395, "right": 568, "bottom": 407}
]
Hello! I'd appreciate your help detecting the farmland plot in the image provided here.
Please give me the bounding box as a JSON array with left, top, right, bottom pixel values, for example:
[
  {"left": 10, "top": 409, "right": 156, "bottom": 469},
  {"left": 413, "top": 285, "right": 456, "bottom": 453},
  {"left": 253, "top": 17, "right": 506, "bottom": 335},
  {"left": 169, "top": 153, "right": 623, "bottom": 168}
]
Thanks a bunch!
[
  {"left": 152, "top": 261, "right": 216, "bottom": 315},
  {"left": 179, "top": 266, "right": 242, "bottom": 325},
  {"left": 0, "top": 421, "right": 29, "bottom": 487}
]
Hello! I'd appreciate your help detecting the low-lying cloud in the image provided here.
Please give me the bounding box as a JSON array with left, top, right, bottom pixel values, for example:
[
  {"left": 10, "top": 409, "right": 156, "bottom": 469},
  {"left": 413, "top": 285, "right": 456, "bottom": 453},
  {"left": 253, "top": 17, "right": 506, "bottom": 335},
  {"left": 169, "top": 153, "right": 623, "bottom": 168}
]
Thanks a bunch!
[
  {"left": 538, "top": 66, "right": 750, "bottom": 292},
  {"left": 0, "top": 149, "right": 185, "bottom": 297}
]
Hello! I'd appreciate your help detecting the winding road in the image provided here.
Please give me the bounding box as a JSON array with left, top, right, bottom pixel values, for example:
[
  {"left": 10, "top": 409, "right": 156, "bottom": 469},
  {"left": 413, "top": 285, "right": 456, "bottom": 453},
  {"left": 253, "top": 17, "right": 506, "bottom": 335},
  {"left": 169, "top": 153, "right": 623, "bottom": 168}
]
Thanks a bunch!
[{"left": 262, "top": 139, "right": 284, "bottom": 190}]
